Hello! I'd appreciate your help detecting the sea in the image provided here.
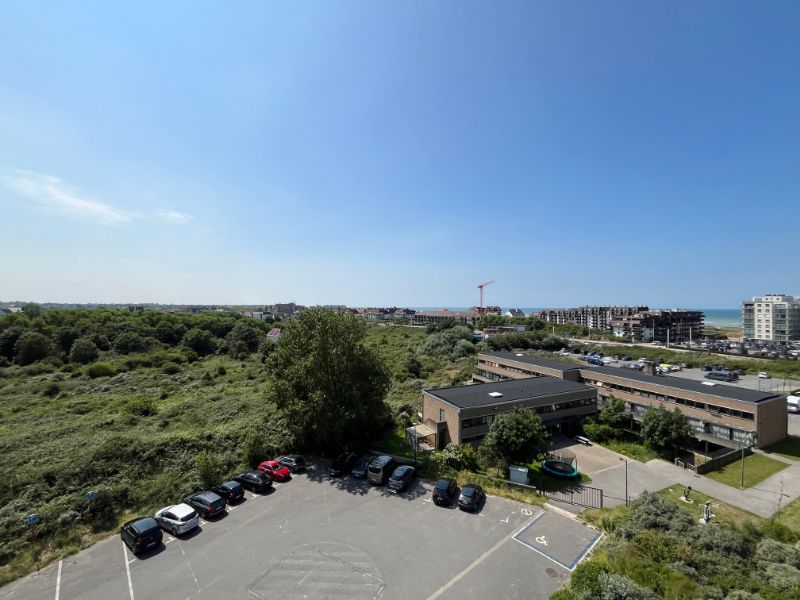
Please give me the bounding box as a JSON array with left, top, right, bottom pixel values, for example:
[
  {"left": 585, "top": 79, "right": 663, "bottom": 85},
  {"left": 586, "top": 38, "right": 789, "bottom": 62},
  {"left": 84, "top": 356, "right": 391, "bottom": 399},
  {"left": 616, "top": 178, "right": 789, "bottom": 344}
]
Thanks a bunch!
[{"left": 411, "top": 308, "right": 741, "bottom": 328}]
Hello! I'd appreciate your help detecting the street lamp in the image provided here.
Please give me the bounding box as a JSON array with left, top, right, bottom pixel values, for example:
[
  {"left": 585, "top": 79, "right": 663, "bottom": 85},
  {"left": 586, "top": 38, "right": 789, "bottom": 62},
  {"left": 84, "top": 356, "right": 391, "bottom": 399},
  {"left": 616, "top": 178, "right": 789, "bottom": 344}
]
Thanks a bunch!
[{"left": 619, "top": 457, "right": 629, "bottom": 506}]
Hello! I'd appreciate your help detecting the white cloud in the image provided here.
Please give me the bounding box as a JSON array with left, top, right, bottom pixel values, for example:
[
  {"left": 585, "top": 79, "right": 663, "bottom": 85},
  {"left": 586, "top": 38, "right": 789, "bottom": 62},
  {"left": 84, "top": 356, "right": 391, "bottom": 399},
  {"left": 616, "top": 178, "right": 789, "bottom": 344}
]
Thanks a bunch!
[
  {"left": 0, "top": 168, "right": 134, "bottom": 225},
  {"left": 155, "top": 209, "right": 194, "bottom": 224}
]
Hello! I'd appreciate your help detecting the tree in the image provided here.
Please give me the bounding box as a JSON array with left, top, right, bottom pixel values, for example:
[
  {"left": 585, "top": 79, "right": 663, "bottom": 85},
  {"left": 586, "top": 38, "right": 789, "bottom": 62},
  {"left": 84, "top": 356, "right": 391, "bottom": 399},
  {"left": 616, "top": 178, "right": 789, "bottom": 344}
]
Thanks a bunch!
[
  {"left": 226, "top": 321, "right": 261, "bottom": 355},
  {"left": 113, "top": 331, "right": 148, "bottom": 355},
  {"left": 483, "top": 408, "right": 550, "bottom": 464},
  {"left": 265, "top": 308, "right": 391, "bottom": 451},
  {"left": 0, "top": 327, "right": 24, "bottom": 360},
  {"left": 69, "top": 336, "right": 100, "bottom": 364},
  {"left": 21, "top": 303, "right": 41, "bottom": 318},
  {"left": 14, "top": 331, "right": 52, "bottom": 365},
  {"left": 600, "top": 396, "right": 629, "bottom": 430},
  {"left": 640, "top": 406, "right": 690, "bottom": 452},
  {"left": 182, "top": 328, "right": 217, "bottom": 356}
]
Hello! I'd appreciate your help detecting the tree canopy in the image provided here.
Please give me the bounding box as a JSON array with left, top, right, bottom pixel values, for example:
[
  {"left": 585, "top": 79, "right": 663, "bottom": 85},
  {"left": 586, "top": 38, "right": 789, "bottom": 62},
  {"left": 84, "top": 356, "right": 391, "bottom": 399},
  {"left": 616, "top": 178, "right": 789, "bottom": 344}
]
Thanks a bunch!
[
  {"left": 483, "top": 408, "right": 550, "bottom": 464},
  {"left": 265, "top": 308, "right": 391, "bottom": 451},
  {"left": 640, "top": 406, "right": 690, "bottom": 452}
]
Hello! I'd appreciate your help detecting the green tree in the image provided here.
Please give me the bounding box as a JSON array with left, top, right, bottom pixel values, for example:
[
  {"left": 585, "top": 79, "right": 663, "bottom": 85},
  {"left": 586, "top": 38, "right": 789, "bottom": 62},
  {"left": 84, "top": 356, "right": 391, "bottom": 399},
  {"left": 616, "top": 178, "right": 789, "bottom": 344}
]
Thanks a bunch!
[
  {"left": 483, "top": 408, "right": 550, "bottom": 464},
  {"left": 226, "top": 321, "right": 261, "bottom": 355},
  {"left": 196, "top": 451, "right": 223, "bottom": 488},
  {"left": 640, "top": 406, "right": 690, "bottom": 452},
  {"left": 0, "top": 327, "right": 24, "bottom": 360},
  {"left": 404, "top": 351, "right": 422, "bottom": 378},
  {"left": 113, "top": 331, "right": 148, "bottom": 355},
  {"left": 69, "top": 336, "right": 100, "bottom": 364},
  {"left": 182, "top": 328, "right": 217, "bottom": 356},
  {"left": 21, "top": 303, "right": 41, "bottom": 318},
  {"left": 14, "top": 331, "right": 52, "bottom": 365},
  {"left": 600, "top": 396, "right": 629, "bottom": 430},
  {"left": 266, "top": 308, "right": 391, "bottom": 451}
]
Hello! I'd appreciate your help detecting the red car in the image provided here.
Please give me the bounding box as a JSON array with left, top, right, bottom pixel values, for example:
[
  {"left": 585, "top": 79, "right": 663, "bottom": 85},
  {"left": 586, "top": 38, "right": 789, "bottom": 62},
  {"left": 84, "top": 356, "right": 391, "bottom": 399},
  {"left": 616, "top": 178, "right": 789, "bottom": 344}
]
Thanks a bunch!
[{"left": 258, "top": 460, "right": 291, "bottom": 482}]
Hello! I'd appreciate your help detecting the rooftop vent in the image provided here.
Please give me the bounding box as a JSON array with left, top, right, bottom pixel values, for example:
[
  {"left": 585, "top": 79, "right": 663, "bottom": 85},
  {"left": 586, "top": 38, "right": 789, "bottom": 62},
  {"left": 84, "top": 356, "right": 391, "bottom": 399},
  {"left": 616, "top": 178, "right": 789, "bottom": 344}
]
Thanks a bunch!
[{"left": 488, "top": 392, "right": 504, "bottom": 398}]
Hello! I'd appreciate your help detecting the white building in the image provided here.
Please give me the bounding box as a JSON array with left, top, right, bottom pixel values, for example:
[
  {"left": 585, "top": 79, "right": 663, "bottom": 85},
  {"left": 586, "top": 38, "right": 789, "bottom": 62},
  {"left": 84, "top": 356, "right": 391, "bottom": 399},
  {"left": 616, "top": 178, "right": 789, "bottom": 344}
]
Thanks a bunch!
[{"left": 742, "top": 294, "right": 800, "bottom": 341}]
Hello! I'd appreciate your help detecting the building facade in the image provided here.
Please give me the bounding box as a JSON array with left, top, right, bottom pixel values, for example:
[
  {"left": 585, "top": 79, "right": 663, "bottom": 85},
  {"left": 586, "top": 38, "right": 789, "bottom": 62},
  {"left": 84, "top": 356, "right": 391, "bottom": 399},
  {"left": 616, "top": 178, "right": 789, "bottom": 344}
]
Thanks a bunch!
[
  {"left": 472, "top": 352, "right": 787, "bottom": 449},
  {"left": 610, "top": 310, "right": 704, "bottom": 343},
  {"left": 536, "top": 306, "right": 649, "bottom": 331},
  {"left": 411, "top": 309, "right": 481, "bottom": 326},
  {"left": 742, "top": 295, "right": 800, "bottom": 342}
]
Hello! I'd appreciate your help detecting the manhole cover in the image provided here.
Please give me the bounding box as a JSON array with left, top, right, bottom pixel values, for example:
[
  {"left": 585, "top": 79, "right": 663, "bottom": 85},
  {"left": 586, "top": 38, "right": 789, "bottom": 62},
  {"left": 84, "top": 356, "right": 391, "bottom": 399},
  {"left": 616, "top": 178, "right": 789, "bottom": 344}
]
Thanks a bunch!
[
  {"left": 249, "top": 542, "right": 384, "bottom": 599},
  {"left": 546, "top": 568, "right": 559, "bottom": 578}
]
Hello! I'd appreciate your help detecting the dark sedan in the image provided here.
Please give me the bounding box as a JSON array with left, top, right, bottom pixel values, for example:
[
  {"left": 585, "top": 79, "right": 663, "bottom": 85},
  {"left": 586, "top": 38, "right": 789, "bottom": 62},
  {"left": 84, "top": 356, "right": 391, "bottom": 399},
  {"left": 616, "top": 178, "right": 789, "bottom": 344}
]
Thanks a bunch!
[
  {"left": 432, "top": 478, "right": 457, "bottom": 506},
  {"left": 387, "top": 465, "right": 416, "bottom": 493},
  {"left": 276, "top": 454, "right": 306, "bottom": 473},
  {"left": 350, "top": 454, "right": 373, "bottom": 479},
  {"left": 329, "top": 452, "right": 358, "bottom": 477},
  {"left": 211, "top": 481, "right": 245, "bottom": 504},
  {"left": 234, "top": 471, "right": 273, "bottom": 493},
  {"left": 457, "top": 484, "right": 485, "bottom": 512},
  {"left": 184, "top": 491, "right": 226, "bottom": 518},
  {"left": 121, "top": 517, "right": 163, "bottom": 555}
]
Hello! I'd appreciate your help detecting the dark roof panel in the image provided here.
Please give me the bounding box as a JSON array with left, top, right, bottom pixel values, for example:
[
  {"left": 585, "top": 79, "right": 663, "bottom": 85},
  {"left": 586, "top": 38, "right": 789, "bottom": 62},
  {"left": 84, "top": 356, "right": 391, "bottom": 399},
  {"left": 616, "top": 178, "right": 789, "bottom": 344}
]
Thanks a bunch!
[
  {"left": 427, "top": 377, "right": 594, "bottom": 409},
  {"left": 482, "top": 352, "right": 582, "bottom": 372},
  {"left": 580, "top": 366, "right": 781, "bottom": 404}
]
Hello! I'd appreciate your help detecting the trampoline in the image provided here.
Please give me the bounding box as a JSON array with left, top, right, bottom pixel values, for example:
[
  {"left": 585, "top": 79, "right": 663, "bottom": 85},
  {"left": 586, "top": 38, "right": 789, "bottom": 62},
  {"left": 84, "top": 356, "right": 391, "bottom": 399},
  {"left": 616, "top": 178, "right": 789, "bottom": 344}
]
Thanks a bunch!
[{"left": 541, "top": 449, "right": 580, "bottom": 478}]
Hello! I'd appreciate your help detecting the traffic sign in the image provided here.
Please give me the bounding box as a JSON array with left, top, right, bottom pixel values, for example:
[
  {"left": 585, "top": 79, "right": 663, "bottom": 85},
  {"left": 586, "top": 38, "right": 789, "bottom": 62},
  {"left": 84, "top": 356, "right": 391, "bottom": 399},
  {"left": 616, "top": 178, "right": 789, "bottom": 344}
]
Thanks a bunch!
[{"left": 26, "top": 514, "right": 40, "bottom": 526}]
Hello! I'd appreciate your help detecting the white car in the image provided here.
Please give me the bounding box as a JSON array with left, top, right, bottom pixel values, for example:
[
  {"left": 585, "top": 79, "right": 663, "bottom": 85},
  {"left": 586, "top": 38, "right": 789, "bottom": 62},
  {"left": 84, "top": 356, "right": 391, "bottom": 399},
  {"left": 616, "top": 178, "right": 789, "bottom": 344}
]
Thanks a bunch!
[
  {"left": 758, "top": 372, "right": 770, "bottom": 379},
  {"left": 154, "top": 503, "right": 200, "bottom": 536}
]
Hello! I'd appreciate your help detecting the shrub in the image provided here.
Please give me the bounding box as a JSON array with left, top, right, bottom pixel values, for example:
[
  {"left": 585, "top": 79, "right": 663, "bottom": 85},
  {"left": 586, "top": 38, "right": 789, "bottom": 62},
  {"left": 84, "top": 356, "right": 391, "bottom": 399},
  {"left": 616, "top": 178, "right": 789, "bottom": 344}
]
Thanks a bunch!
[
  {"left": 570, "top": 560, "right": 609, "bottom": 597},
  {"left": 14, "top": 331, "right": 52, "bottom": 365},
  {"left": 596, "top": 573, "right": 658, "bottom": 600},
  {"left": 86, "top": 489, "right": 118, "bottom": 532},
  {"left": 113, "top": 332, "right": 149, "bottom": 355},
  {"left": 86, "top": 362, "right": 117, "bottom": 378},
  {"left": 760, "top": 519, "right": 798, "bottom": 544},
  {"left": 42, "top": 382, "right": 61, "bottom": 398},
  {"left": 126, "top": 396, "right": 157, "bottom": 417},
  {"left": 755, "top": 538, "right": 800, "bottom": 567},
  {"left": 217, "top": 365, "right": 227, "bottom": 376},
  {"left": 69, "top": 336, "right": 99, "bottom": 364},
  {"left": 196, "top": 451, "right": 223, "bottom": 488},
  {"left": 162, "top": 362, "right": 181, "bottom": 375},
  {"left": 761, "top": 561, "right": 800, "bottom": 591},
  {"left": 630, "top": 530, "right": 678, "bottom": 563}
]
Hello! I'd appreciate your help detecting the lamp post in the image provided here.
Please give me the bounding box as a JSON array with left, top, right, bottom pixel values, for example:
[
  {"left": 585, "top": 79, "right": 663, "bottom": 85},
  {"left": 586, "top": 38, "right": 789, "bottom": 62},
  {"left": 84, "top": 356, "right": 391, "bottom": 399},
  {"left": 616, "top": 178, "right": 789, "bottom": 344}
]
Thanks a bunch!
[{"left": 619, "top": 457, "right": 629, "bottom": 506}]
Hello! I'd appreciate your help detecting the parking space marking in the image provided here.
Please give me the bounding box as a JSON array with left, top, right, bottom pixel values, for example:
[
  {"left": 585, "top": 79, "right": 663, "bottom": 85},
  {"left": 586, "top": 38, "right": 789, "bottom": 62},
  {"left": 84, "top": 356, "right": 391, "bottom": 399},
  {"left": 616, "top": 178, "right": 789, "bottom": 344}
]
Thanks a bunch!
[
  {"left": 512, "top": 514, "right": 603, "bottom": 572},
  {"left": 54, "top": 559, "right": 61, "bottom": 600},
  {"left": 177, "top": 540, "right": 200, "bottom": 591},
  {"left": 425, "top": 519, "right": 529, "bottom": 600},
  {"left": 122, "top": 543, "right": 135, "bottom": 600}
]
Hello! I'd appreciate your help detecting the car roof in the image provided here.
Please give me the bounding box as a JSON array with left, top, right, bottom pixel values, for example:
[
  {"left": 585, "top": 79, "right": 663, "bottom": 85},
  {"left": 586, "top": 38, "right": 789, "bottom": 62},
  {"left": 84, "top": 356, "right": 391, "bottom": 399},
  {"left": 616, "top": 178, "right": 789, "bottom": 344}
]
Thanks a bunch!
[
  {"left": 217, "top": 481, "right": 240, "bottom": 489},
  {"left": 194, "top": 491, "right": 221, "bottom": 502},
  {"left": 370, "top": 455, "right": 393, "bottom": 466},
  {"left": 461, "top": 484, "right": 480, "bottom": 494},
  {"left": 434, "top": 478, "right": 455, "bottom": 488},
  {"left": 393, "top": 465, "right": 414, "bottom": 475},
  {"left": 130, "top": 517, "right": 158, "bottom": 532},
  {"left": 168, "top": 503, "right": 196, "bottom": 518}
]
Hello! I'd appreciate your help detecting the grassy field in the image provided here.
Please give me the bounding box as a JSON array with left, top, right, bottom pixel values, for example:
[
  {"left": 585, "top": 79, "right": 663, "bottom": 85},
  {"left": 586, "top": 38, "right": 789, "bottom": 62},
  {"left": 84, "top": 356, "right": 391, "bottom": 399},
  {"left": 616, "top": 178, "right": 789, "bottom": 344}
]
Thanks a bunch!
[
  {"left": 704, "top": 452, "right": 789, "bottom": 489},
  {"left": 774, "top": 495, "right": 800, "bottom": 533},
  {"left": 657, "top": 485, "right": 762, "bottom": 529},
  {"left": 763, "top": 436, "right": 800, "bottom": 461}
]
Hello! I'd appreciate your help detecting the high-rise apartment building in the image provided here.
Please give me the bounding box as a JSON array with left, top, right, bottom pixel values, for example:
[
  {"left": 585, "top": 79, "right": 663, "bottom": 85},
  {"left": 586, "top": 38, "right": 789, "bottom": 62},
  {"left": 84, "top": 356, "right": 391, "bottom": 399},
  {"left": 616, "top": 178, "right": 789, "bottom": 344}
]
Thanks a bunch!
[{"left": 742, "top": 294, "right": 800, "bottom": 341}]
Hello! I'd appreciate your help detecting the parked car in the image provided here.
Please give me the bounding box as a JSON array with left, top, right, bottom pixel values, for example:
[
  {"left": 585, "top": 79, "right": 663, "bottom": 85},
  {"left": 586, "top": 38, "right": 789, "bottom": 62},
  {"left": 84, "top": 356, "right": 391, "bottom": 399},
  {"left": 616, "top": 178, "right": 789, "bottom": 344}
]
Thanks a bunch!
[
  {"left": 184, "top": 491, "right": 226, "bottom": 518},
  {"left": 350, "top": 454, "right": 373, "bottom": 479},
  {"left": 432, "top": 478, "right": 458, "bottom": 506},
  {"left": 457, "top": 484, "right": 485, "bottom": 512},
  {"left": 276, "top": 454, "right": 306, "bottom": 473},
  {"left": 329, "top": 452, "right": 358, "bottom": 477},
  {"left": 621, "top": 356, "right": 632, "bottom": 361},
  {"left": 387, "top": 465, "right": 416, "bottom": 493},
  {"left": 154, "top": 503, "right": 199, "bottom": 537},
  {"left": 211, "top": 481, "right": 245, "bottom": 504},
  {"left": 121, "top": 517, "right": 163, "bottom": 555},
  {"left": 233, "top": 471, "right": 273, "bottom": 493},
  {"left": 367, "top": 455, "right": 397, "bottom": 485},
  {"left": 258, "top": 460, "right": 291, "bottom": 482},
  {"left": 758, "top": 372, "right": 771, "bottom": 379}
]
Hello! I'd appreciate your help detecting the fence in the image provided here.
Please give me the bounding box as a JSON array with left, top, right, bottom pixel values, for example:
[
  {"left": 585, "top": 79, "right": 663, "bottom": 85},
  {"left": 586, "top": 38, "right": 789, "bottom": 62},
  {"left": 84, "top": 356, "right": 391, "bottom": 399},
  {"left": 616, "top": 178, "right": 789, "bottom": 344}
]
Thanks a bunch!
[{"left": 675, "top": 446, "right": 749, "bottom": 474}]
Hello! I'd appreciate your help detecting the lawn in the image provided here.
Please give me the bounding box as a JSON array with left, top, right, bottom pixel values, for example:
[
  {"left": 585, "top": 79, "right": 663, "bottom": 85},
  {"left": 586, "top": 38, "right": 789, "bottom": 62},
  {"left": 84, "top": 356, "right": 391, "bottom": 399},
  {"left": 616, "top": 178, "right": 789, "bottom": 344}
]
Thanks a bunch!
[
  {"left": 774, "top": 496, "right": 800, "bottom": 533},
  {"left": 704, "top": 452, "right": 789, "bottom": 489},
  {"left": 657, "top": 485, "right": 763, "bottom": 530},
  {"left": 372, "top": 425, "right": 418, "bottom": 459},
  {"left": 601, "top": 439, "right": 661, "bottom": 462},
  {"left": 763, "top": 436, "right": 800, "bottom": 461}
]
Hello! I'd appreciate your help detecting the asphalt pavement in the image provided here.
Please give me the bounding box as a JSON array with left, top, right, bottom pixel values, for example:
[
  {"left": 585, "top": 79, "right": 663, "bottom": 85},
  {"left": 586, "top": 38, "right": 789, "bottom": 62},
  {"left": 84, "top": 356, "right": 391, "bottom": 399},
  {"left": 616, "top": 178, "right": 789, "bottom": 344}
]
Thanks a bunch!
[{"left": 1, "top": 462, "right": 602, "bottom": 600}]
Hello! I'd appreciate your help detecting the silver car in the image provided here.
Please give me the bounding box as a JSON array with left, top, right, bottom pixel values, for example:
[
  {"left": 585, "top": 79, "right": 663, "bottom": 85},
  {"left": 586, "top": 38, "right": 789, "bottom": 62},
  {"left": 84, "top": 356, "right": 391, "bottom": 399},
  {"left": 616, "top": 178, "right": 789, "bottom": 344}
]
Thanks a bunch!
[{"left": 154, "top": 503, "right": 199, "bottom": 536}]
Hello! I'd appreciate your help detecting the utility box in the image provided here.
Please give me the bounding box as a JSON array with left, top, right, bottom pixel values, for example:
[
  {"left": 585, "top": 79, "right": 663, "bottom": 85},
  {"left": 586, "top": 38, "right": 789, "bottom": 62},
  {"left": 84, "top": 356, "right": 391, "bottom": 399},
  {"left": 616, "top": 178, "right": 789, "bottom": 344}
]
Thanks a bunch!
[{"left": 508, "top": 465, "right": 529, "bottom": 484}]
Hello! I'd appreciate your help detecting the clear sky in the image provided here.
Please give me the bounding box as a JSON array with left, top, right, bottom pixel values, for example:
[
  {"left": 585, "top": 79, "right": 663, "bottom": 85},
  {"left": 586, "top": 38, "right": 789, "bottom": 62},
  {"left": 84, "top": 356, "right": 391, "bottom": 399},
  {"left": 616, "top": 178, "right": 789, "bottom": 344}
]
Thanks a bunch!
[{"left": 1, "top": 2, "right": 798, "bottom": 308}]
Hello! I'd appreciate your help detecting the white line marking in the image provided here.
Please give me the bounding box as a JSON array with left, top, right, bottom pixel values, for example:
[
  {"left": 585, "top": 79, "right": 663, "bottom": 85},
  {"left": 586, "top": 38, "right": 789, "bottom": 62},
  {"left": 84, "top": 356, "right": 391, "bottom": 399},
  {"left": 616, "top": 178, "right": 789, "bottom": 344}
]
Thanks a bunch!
[
  {"left": 177, "top": 540, "right": 200, "bottom": 590},
  {"left": 54, "top": 560, "right": 62, "bottom": 600},
  {"left": 425, "top": 521, "right": 525, "bottom": 600},
  {"left": 122, "top": 543, "right": 135, "bottom": 600}
]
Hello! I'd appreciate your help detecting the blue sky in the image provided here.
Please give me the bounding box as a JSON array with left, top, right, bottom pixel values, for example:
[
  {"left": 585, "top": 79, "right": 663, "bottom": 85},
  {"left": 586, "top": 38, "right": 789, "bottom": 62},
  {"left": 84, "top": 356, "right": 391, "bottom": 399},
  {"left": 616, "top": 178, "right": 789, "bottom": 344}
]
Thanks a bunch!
[{"left": 1, "top": 2, "right": 798, "bottom": 308}]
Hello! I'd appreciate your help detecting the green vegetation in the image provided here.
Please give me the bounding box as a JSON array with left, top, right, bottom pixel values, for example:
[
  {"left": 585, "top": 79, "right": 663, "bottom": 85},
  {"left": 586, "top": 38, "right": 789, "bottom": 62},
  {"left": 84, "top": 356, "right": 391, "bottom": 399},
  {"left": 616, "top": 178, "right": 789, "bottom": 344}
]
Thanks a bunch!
[
  {"left": 601, "top": 439, "right": 661, "bottom": 463},
  {"left": 483, "top": 408, "right": 550, "bottom": 465},
  {"left": 704, "top": 453, "right": 790, "bottom": 489},
  {"left": 764, "top": 436, "right": 800, "bottom": 461},
  {"left": 563, "top": 490, "right": 800, "bottom": 600},
  {"left": 640, "top": 406, "right": 690, "bottom": 453}
]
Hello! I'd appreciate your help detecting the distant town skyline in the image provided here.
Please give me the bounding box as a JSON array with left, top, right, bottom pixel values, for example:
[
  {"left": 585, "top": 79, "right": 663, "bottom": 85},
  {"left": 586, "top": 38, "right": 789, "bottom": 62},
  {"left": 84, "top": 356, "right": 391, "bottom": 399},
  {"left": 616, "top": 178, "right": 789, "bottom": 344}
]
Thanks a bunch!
[{"left": 1, "top": 3, "right": 798, "bottom": 307}]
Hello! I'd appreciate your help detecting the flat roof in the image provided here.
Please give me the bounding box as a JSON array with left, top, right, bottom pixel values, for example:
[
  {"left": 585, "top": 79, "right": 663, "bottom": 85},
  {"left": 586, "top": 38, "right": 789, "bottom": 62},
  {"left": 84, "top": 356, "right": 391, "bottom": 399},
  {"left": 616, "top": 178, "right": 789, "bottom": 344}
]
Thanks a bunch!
[
  {"left": 481, "top": 351, "right": 582, "bottom": 372},
  {"left": 580, "top": 366, "right": 781, "bottom": 404},
  {"left": 427, "top": 377, "right": 593, "bottom": 410}
]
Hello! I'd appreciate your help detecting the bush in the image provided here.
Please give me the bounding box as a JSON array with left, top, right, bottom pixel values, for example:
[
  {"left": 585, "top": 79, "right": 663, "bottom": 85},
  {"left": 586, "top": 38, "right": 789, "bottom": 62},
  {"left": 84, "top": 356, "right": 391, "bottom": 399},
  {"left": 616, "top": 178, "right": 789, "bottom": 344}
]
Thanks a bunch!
[
  {"left": 583, "top": 420, "right": 617, "bottom": 443},
  {"left": 760, "top": 519, "right": 798, "bottom": 544},
  {"left": 86, "top": 489, "right": 118, "bottom": 532},
  {"left": 162, "top": 362, "right": 181, "bottom": 375},
  {"left": 69, "top": 336, "right": 99, "bottom": 364},
  {"left": 596, "top": 573, "right": 658, "bottom": 600},
  {"left": 755, "top": 538, "right": 800, "bottom": 567},
  {"left": 113, "top": 332, "right": 149, "bottom": 355},
  {"left": 42, "top": 382, "right": 61, "bottom": 398},
  {"left": 126, "top": 396, "right": 157, "bottom": 417},
  {"left": 196, "top": 451, "right": 223, "bottom": 488},
  {"left": 14, "top": 331, "right": 52, "bottom": 365},
  {"left": 570, "top": 560, "right": 609, "bottom": 597},
  {"left": 86, "top": 362, "right": 117, "bottom": 378},
  {"left": 217, "top": 365, "right": 227, "bottom": 376}
]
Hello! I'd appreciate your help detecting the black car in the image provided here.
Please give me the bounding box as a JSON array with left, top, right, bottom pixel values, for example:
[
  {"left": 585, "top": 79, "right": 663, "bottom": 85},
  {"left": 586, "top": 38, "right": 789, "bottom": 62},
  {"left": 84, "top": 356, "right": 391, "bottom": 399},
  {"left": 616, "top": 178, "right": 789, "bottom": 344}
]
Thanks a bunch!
[
  {"left": 350, "top": 454, "right": 373, "bottom": 479},
  {"left": 234, "top": 471, "right": 273, "bottom": 493},
  {"left": 457, "top": 484, "right": 485, "bottom": 512},
  {"left": 121, "top": 517, "right": 163, "bottom": 555},
  {"left": 211, "top": 481, "right": 245, "bottom": 504},
  {"left": 276, "top": 454, "right": 306, "bottom": 473},
  {"left": 184, "top": 491, "right": 226, "bottom": 518},
  {"left": 329, "top": 452, "right": 358, "bottom": 477},
  {"left": 387, "top": 465, "right": 416, "bottom": 493},
  {"left": 432, "top": 478, "right": 457, "bottom": 506}
]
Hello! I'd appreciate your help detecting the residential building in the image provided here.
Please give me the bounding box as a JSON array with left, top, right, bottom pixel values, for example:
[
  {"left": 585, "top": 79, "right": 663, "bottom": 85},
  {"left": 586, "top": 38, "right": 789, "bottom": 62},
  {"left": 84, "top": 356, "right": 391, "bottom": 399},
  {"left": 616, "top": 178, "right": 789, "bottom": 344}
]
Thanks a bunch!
[
  {"left": 742, "top": 294, "right": 800, "bottom": 342},
  {"left": 266, "top": 328, "right": 282, "bottom": 342},
  {"left": 482, "top": 325, "right": 525, "bottom": 338},
  {"left": 473, "top": 352, "right": 786, "bottom": 450},
  {"left": 505, "top": 308, "right": 526, "bottom": 318},
  {"left": 610, "top": 309, "right": 704, "bottom": 343},
  {"left": 536, "top": 306, "right": 648, "bottom": 330},
  {"left": 353, "top": 307, "right": 416, "bottom": 321},
  {"left": 412, "top": 309, "right": 480, "bottom": 326},
  {"left": 416, "top": 377, "right": 597, "bottom": 449}
]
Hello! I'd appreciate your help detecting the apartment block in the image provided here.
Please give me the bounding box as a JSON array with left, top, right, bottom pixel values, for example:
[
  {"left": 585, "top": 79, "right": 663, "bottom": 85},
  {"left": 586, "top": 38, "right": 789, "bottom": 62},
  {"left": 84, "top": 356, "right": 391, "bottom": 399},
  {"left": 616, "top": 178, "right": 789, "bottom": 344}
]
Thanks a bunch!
[
  {"left": 610, "top": 309, "right": 704, "bottom": 343},
  {"left": 536, "top": 306, "right": 648, "bottom": 331},
  {"left": 742, "top": 294, "right": 800, "bottom": 342}
]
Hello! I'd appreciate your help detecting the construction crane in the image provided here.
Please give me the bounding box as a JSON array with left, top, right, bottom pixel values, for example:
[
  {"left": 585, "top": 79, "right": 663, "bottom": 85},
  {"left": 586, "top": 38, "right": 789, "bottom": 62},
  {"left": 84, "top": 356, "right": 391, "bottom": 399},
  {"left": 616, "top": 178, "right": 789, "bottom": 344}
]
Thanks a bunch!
[{"left": 477, "top": 280, "right": 495, "bottom": 315}]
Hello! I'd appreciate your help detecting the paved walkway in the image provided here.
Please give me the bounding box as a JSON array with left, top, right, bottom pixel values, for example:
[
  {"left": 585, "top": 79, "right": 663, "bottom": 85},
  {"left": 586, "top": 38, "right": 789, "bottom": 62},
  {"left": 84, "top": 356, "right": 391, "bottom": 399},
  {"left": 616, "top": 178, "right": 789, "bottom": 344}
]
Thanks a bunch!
[{"left": 585, "top": 454, "right": 800, "bottom": 517}]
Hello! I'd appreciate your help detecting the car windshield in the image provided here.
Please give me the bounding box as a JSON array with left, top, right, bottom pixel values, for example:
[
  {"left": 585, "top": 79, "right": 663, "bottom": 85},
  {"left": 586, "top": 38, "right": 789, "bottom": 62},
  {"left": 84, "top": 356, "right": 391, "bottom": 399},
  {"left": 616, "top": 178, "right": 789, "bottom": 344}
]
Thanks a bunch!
[
  {"left": 180, "top": 511, "right": 198, "bottom": 522},
  {"left": 434, "top": 480, "right": 451, "bottom": 491},
  {"left": 461, "top": 487, "right": 475, "bottom": 497}
]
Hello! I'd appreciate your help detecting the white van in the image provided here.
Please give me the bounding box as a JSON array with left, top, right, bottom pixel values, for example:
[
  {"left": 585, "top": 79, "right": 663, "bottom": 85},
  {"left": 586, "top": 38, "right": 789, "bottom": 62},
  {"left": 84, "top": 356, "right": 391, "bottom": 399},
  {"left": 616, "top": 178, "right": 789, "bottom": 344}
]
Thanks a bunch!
[{"left": 788, "top": 396, "right": 800, "bottom": 414}]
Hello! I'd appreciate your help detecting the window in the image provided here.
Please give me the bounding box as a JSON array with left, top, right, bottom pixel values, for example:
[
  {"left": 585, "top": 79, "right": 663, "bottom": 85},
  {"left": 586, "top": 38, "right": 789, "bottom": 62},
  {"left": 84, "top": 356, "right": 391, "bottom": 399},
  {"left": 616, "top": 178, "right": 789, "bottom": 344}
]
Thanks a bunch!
[{"left": 439, "top": 409, "right": 446, "bottom": 422}]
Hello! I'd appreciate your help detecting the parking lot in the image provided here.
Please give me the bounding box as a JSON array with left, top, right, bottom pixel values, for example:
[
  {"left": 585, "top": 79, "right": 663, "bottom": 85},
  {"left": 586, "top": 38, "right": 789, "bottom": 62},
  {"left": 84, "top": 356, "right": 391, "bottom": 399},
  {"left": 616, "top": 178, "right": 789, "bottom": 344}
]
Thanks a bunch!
[{"left": 1, "top": 462, "right": 602, "bottom": 600}]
